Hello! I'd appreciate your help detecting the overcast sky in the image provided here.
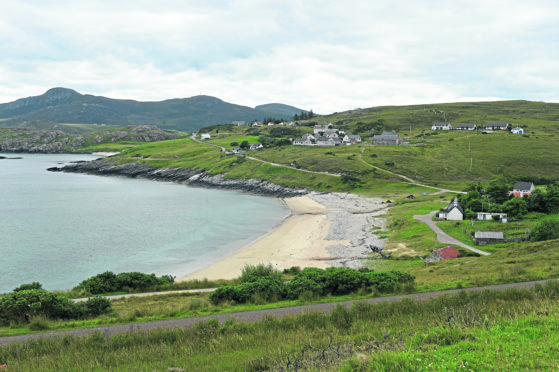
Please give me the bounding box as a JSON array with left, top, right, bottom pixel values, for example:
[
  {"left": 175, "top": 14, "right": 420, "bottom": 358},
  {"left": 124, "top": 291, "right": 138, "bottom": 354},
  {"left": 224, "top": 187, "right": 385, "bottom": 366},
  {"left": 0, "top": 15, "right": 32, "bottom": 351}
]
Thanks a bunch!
[{"left": 1, "top": 0, "right": 558, "bottom": 113}]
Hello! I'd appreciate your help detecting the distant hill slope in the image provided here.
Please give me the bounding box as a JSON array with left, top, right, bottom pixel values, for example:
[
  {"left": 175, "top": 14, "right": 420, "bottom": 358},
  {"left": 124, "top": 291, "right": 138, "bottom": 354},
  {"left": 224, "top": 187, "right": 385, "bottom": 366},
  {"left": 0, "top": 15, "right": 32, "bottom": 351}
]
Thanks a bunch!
[
  {"left": 254, "top": 103, "right": 308, "bottom": 118},
  {"left": 0, "top": 88, "right": 305, "bottom": 133},
  {"left": 319, "top": 100, "right": 559, "bottom": 135}
]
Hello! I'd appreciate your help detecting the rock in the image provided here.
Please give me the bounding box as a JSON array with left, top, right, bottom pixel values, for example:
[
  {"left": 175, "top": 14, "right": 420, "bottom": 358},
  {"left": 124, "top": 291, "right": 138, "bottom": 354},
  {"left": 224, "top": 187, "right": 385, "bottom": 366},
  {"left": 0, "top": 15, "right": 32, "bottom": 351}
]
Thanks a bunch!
[{"left": 52, "top": 158, "right": 308, "bottom": 197}]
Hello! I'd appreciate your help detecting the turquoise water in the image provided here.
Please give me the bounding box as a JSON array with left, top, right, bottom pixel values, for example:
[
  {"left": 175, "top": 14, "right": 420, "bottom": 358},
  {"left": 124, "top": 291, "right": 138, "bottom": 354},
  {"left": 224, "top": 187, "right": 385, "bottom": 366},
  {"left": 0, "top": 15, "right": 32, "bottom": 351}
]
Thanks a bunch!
[{"left": 0, "top": 153, "right": 288, "bottom": 292}]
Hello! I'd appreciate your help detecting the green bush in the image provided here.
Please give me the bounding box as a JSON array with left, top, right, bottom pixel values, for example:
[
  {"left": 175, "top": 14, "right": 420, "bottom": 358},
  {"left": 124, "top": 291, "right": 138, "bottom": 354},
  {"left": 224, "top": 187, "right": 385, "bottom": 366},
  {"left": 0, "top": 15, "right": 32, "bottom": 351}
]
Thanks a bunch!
[
  {"left": 239, "top": 264, "right": 283, "bottom": 284},
  {"left": 13, "top": 282, "right": 43, "bottom": 292},
  {"left": 285, "top": 277, "right": 325, "bottom": 300},
  {"left": 76, "top": 271, "right": 175, "bottom": 294},
  {"left": 210, "top": 278, "right": 285, "bottom": 305},
  {"left": 0, "top": 288, "right": 112, "bottom": 325},
  {"left": 530, "top": 219, "right": 559, "bottom": 242}
]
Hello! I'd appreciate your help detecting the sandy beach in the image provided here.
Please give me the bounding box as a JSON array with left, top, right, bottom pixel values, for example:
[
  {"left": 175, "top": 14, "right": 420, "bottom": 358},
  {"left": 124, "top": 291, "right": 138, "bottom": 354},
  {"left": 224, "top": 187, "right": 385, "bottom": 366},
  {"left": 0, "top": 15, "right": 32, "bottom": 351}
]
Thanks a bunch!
[{"left": 181, "top": 192, "right": 389, "bottom": 281}]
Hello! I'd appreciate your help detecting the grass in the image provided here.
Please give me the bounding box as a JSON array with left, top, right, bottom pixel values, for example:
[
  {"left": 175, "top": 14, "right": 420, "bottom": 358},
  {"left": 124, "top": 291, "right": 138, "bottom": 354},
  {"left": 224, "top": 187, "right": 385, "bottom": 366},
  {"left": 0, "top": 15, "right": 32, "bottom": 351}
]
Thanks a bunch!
[{"left": 1, "top": 282, "right": 558, "bottom": 371}]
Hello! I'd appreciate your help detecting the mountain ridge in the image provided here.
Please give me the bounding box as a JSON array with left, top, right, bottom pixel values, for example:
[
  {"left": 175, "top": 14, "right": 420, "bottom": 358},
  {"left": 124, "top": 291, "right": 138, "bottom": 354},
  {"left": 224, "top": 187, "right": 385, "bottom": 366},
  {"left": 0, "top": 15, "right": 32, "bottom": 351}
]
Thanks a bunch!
[{"left": 0, "top": 88, "right": 307, "bottom": 133}]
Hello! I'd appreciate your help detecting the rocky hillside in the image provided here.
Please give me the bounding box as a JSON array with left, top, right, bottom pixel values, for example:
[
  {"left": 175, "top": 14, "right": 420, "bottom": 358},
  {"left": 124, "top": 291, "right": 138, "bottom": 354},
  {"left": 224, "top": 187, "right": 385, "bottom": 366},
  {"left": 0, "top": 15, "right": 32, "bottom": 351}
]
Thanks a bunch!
[
  {"left": 0, "top": 88, "right": 306, "bottom": 133},
  {"left": 0, "top": 125, "right": 184, "bottom": 153}
]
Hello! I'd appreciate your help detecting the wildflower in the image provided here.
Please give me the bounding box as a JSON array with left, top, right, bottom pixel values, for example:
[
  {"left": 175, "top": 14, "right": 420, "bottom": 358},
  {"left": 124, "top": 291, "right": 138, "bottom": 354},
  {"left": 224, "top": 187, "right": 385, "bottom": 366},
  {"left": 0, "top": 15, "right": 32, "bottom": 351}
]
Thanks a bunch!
[{"left": 0, "top": 364, "right": 7, "bottom": 369}]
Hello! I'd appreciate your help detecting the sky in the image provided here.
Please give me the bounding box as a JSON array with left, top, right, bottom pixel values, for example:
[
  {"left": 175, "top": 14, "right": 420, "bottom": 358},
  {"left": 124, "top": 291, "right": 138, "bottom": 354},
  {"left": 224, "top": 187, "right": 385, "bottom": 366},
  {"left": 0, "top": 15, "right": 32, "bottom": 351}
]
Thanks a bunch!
[{"left": 1, "top": 0, "right": 559, "bottom": 114}]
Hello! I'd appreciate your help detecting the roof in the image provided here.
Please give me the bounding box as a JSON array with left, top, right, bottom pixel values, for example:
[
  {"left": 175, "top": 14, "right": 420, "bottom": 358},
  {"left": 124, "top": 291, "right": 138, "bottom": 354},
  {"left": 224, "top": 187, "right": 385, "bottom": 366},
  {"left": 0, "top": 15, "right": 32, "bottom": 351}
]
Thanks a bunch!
[
  {"left": 438, "top": 246, "right": 459, "bottom": 260},
  {"left": 346, "top": 135, "right": 361, "bottom": 139},
  {"left": 442, "top": 197, "right": 464, "bottom": 214},
  {"left": 432, "top": 122, "right": 451, "bottom": 126},
  {"left": 513, "top": 181, "right": 534, "bottom": 191},
  {"left": 373, "top": 131, "right": 400, "bottom": 140},
  {"left": 511, "top": 127, "right": 523, "bottom": 131},
  {"left": 486, "top": 122, "right": 509, "bottom": 127},
  {"left": 457, "top": 123, "right": 476, "bottom": 128},
  {"left": 475, "top": 231, "right": 504, "bottom": 239}
]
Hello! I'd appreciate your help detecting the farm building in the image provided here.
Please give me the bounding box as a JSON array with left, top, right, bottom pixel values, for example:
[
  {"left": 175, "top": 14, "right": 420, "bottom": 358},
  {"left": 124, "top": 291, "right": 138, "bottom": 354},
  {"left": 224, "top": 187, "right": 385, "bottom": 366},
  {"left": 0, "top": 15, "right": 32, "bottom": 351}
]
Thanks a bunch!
[{"left": 474, "top": 231, "right": 505, "bottom": 245}]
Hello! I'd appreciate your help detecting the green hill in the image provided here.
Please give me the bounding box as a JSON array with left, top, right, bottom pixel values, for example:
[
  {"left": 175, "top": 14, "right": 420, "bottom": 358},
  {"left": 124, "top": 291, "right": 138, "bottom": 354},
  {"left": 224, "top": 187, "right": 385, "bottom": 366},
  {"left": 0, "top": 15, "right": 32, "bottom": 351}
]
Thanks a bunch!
[
  {"left": 0, "top": 88, "right": 305, "bottom": 133},
  {"left": 254, "top": 103, "right": 308, "bottom": 118}
]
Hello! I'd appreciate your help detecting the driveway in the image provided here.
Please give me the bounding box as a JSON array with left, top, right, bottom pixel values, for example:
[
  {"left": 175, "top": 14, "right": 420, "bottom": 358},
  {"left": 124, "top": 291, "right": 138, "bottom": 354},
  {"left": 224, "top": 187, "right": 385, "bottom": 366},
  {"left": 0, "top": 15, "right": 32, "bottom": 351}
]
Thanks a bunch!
[{"left": 413, "top": 211, "right": 490, "bottom": 256}]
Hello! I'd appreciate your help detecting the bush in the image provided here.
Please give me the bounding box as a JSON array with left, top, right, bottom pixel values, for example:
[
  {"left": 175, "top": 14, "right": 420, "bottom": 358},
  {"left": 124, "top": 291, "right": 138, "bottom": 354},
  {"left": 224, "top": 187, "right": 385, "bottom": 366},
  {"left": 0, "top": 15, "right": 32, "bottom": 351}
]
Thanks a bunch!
[
  {"left": 0, "top": 288, "right": 111, "bottom": 324},
  {"left": 210, "top": 278, "right": 285, "bottom": 305},
  {"left": 13, "top": 282, "right": 43, "bottom": 292},
  {"left": 239, "top": 264, "right": 283, "bottom": 284},
  {"left": 530, "top": 219, "right": 559, "bottom": 242},
  {"left": 285, "top": 277, "right": 325, "bottom": 300},
  {"left": 76, "top": 271, "right": 175, "bottom": 294}
]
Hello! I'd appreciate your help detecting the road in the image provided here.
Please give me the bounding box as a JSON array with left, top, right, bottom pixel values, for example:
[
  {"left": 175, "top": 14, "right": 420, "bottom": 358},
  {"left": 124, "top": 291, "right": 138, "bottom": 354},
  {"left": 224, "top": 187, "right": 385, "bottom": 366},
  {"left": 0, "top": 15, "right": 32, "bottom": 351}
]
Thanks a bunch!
[
  {"left": 1, "top": 279, "right": 555, "bottom": 346},
  {"left": 413, "top": 211, "right": 490, "bottom": 256}
]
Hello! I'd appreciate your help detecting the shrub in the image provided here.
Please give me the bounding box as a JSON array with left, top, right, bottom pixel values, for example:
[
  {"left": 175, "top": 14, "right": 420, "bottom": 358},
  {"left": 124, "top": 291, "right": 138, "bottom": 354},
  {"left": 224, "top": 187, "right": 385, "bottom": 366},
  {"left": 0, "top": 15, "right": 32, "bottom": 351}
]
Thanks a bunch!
[
  {"left": 13, "top": 282, "right": 43, "bottom": 292},
  {"left": 0, "top": 289, "right": 92, "bottom": 324},
  {"left": 230, "top": 141, "right": 239, "bottom": 147},
  {"left": 530, "top": 219, "right": 559, "bottom": 242},
  {"left": 84, "top": 297, "right": 113, "bottom": 316},
  {"left": 285, "top": 277, "right": 325, "bottom": 300},
  {"left": 239, "top": 264, "right": 282, "bottom": 284},
  {"left": 210, "top": 278, "right": 285, "bottom": 305},
  {"left": 323, "top": 267, "right": 366, "bottom": 295},
  {"left": 76, "top": 271, "right": 174, "bottom": 294}
]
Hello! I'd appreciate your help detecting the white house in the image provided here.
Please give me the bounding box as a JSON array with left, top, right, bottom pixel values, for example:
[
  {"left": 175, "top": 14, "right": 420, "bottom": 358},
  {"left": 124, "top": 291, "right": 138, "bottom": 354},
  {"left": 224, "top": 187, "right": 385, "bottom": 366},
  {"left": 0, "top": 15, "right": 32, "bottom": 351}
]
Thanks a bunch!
[
  {"left": 511, "top": 127, "right": 524, "bottom": 134},
  {"left": 249, "top": 143, "right": 263, "bottom": 150},
  {"left": 456, "top": 123, "right": 477, "bottom": 131},
  {"left": 200, "top": 133, "right": 211, "bottom": 140},
  {"left": 232, "top": 120, "right": 247, "bottom": 126},
  {"left": 509, "top": 182, "right": 535, "bottom": 198},
  {"left": 252, "top": 121, "right": 263, "bottom": 127},
  {"left": 343, "top": 134, "right": 362, "bottom": 144},
  {"left": 486, "top": 122, "right": 510, "bottom": 130},
  {"left": 438, "top": 197, "right": 464, "bottom": 221},
  {"left": 432, "top": 122, "right": 452, "bottom": 130},
  {"left": 477, "top": 212, "right": 508, "bottom": 223}
]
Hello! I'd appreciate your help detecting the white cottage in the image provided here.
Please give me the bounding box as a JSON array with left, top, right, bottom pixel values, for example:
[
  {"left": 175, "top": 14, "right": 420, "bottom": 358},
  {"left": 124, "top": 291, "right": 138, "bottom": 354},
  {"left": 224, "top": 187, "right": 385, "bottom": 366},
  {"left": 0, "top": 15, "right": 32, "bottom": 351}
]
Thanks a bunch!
[{"left": 438, "top": 197, "right": 464, "bottom": 221}]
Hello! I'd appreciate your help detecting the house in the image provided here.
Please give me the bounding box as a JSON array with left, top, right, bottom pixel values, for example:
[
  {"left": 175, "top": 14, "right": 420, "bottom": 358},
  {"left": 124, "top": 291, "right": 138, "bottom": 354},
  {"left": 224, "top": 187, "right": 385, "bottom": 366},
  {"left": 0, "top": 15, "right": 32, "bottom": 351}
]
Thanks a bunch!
[
  {"left": 485, "top": 122, "right": 510, "bottom": 131},
  {"left": 511, "top": 127, "right": 524, "bottom": 134},
  {"left": 438, "top": 197, "right": 464, "bottom": 221},
  {"left": 252, "top": 121, "right": 263, "bottom": 127},
  {"left": 474, "top": 231, "right": 505, "bottom": 245},
  {"left": 232, "top": 148, "right": 242, "bottom": 154},
  {"left": 456, "top": 123, "right": 477, "bottom": 131},
  {"left": 294, "top": 133, "right": 315, "bottom": 145},
  {"left": 424, "top": 246, "right": 460, "bottom": 264},
  {"left": 232, "top": 120, "right": 247, "bottom": 126},
  {"left": 373, "top": 131, "right": 401, "bottom": 146},
  {"left": 509, "top": 181, "right": 535, "bottom": 198},
  {"left": 200, "top": 133, "right": 211, "bottom": 140},
  {"left": 313, "top": 125, "right": 327, "bottom": 135},
  {"left": 431, "top": 122, "right": 452, "bottom": 130},
  {"left": 316, "top": 136, "right": 341, "bottom": 146},
  {"left": 477, "top": 212, "right": 508, "bottom": 223},
  {"left": 249, "top": 143, "right": 263, "bottom": 150},
  {"left": 342, "top": 134, "right": 361, "bottom": 144}
]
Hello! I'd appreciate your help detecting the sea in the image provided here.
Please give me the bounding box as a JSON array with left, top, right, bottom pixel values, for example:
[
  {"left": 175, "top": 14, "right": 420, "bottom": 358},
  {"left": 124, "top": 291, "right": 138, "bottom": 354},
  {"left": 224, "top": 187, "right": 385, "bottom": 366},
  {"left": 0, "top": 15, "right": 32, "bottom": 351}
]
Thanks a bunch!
[{"left": 0, "top": 153, "right": 289, "bottom": 292}]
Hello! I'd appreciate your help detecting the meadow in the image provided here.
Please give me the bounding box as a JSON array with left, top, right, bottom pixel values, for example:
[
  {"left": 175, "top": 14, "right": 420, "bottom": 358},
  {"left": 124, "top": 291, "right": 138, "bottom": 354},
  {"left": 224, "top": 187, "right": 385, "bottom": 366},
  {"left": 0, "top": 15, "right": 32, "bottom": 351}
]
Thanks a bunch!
[{"left": 1, "top": 282, "right": 558, "bottom": 371}]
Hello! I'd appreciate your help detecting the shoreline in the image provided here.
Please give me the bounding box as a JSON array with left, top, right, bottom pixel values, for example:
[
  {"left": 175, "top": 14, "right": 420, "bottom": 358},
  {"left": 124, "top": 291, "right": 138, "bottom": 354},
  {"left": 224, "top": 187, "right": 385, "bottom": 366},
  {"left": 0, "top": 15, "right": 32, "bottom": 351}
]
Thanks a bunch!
[{"left": 181, "top": 192, "right": 389, "bottom": 281}]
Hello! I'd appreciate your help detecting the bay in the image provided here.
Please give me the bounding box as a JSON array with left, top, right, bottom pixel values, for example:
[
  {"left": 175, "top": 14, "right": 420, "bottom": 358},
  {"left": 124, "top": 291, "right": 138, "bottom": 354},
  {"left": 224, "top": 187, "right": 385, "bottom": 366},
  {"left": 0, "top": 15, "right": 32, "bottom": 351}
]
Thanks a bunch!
[{"left": 0, "top": 153, "right": 289, "bottom": 292}]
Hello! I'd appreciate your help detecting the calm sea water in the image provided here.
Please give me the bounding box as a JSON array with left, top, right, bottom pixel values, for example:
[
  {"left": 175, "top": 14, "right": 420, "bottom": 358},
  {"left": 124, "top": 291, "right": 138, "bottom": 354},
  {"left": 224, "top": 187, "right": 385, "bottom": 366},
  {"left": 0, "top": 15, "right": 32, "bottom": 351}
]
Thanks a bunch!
[{"left": 0, "top": 153, "right": 288, "bottom": 292}]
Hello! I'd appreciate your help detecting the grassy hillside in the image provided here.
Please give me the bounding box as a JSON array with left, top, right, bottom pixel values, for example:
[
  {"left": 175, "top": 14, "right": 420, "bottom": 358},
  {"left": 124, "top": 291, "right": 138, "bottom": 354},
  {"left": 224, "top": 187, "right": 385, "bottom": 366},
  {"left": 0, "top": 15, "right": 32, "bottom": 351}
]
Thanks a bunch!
[{"left": 322, "top": 100, "right": 559, "bottom": 135}]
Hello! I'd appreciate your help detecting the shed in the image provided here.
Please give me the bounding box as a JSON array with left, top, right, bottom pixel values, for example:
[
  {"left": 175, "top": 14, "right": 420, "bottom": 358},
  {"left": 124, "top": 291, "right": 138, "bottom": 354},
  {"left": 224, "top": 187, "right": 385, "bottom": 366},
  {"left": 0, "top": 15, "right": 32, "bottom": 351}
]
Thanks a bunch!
[{"left": 474, "top": 231, "right": 504, "bottom": 245}]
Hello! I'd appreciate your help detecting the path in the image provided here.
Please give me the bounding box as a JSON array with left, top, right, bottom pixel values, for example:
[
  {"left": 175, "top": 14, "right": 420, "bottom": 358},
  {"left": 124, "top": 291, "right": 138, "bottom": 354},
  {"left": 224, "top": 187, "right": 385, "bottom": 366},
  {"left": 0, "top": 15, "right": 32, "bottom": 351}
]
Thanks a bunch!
[
  {"left": 413, "top": 211, "right": 490, "bottom": 256},
  {"left": 1, "top": 279, "right": 555, "bottom": 346},
  {"left": 72, "top": 288, "right": 215, "bottom": 303}
]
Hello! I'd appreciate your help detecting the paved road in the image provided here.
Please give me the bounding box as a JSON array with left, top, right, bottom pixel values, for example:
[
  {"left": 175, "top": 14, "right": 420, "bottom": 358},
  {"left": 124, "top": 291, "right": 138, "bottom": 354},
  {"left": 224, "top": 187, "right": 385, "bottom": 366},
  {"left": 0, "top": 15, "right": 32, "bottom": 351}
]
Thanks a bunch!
[
  {"left": 413, "top": 211, "right": 490, "bottom": 256},
  {"left": 2, "top": 279, "right": 555, "bottom": 346}
]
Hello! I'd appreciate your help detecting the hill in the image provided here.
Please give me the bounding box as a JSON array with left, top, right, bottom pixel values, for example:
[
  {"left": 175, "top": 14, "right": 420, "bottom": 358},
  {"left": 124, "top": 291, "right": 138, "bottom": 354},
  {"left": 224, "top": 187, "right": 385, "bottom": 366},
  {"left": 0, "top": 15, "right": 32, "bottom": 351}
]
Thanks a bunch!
[
  {"left": 319, "top": 100, "right": 559, "bottom": 136},
  {"left": 0, "top": 88, "right": 306, "bottom": 133},
  {"left": 254, "top": 103, "right": 308, "bottom": 118}
]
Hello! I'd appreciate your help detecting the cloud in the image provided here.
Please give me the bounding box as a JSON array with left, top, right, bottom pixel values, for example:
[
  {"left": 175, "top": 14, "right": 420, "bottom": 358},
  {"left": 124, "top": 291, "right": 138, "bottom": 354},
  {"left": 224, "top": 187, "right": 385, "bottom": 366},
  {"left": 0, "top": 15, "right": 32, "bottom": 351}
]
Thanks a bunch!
[{"left": 1, "top": 0, "right": 559, "bottom": 112}]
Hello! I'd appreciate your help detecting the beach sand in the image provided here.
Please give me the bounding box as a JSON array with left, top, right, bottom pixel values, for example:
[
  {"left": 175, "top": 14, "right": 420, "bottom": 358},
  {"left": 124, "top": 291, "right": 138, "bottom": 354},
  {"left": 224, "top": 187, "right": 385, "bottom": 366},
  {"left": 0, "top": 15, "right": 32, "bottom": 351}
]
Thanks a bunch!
[{"left": 180, "top": 192, "right": 388, "bottom": 281}]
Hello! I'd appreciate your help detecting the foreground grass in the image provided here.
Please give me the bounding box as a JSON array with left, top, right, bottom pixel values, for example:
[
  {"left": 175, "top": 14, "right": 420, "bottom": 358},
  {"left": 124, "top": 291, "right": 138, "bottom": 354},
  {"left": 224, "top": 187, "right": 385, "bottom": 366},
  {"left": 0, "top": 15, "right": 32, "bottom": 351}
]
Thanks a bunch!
[{"left": 1, "top": 283, "right": 558, "bottom": 371}]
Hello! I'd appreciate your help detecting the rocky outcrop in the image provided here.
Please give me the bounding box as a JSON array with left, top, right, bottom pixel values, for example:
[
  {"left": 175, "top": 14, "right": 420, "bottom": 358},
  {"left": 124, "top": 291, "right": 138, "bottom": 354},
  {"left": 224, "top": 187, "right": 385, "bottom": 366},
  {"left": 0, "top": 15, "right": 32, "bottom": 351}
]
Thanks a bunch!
[
  {"left": 51, "top": 159, "right": 308, "bottom": 197},
  {"left": 0, "top": 125, "right": 183, "bottom": 153}
]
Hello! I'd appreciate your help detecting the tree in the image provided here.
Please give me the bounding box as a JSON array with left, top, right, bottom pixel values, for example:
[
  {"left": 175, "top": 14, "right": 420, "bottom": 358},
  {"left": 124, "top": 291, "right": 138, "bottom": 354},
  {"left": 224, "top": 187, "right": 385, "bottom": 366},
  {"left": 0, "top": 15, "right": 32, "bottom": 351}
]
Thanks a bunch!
[
  {"left": 486, "top": 181, "right": 510, "bottom": 204},
  {"left": 308, "top": 109, "right": 314, "bottom": 118},
  {"left": 503, "top": 197, "right": 528, "bottom": 218},
  {"left": 240, "top": 140, "right": 250, "bottom": 149},
  {"left": 530, "top": 219, "right": 559, "bottom": 242},
  {"left": 545, "top": 183, "right": 559, "bottom": 214}
]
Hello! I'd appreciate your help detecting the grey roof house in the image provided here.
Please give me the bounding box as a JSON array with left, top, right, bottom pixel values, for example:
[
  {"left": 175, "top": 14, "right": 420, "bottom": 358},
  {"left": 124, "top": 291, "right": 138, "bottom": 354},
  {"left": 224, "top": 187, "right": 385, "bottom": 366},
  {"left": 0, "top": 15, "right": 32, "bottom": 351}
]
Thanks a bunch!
[
  {"left": 485, "top": 122, "right": 510, "bottom": 130},
  {"left": 431, "top": 122, "right": 452, "bottom": 130},
  {"left": 456, "top": 123, "right": 477, "bottom": 130},
  {"left": 474, "top": 231, "right": 505, "bottom": 245},
  {"left": 373, "top": 131, "right": 401, "bottom": 146}
]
